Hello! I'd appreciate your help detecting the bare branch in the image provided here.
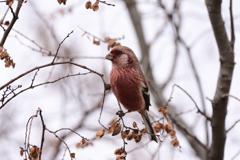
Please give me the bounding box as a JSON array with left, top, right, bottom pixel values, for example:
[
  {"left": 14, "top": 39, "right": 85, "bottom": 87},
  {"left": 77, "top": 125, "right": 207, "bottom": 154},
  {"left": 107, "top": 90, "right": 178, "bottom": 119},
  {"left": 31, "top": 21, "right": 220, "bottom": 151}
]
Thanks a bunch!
[
  {"left": 51, "top": 30, "right": 74, "bottom": 63},
  {"left": 169, "top": 113, "right": 209, "bottom": 151},
  {"left": 99, "top": 1, "right": 115, "bottom": 6},
  {"left": 0, "top": 0, "right": 24, "bottom": 46},
  {"left": 229, "top": 0, "right": 235, "bottom": 49},
  {"left": 206, "top": 0, "right": 235, "bottom": 159},
  {"left": 226, "top": 119, "right": 240, "bottom": 133},
  {"left": 222, "top": 94, "right": 240, "bottom": 102},
  {"left": 231, "top": 149, "right": 240, "bottom": 160},
  {"left": 166, "top": 84, "right": 211, "bottom": 121},
  {"left": 39, "top": 110, "right": 45, "bottom": 160}
]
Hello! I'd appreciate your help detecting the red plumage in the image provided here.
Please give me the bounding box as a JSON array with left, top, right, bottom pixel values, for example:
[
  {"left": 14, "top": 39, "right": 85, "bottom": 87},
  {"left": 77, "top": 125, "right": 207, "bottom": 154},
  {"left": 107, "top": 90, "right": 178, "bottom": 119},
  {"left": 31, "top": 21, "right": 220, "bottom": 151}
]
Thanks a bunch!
[{"left": 105, "top": 46, "right": 158, "bottom": 142}]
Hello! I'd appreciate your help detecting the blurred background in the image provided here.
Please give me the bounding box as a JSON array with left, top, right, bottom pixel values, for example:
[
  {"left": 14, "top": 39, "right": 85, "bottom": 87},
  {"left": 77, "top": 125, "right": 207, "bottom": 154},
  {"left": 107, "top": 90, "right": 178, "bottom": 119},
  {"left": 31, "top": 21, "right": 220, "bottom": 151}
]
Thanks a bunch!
[{"left": 0, "top": 0, "right": 240, "bottom": 159}]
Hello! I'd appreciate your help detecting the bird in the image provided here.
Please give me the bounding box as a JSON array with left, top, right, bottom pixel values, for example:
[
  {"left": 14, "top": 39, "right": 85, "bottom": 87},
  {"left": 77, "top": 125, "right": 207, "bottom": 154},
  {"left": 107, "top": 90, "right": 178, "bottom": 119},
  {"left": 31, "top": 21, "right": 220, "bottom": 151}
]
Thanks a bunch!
[{"left": 105, "top": 46, "right": 158, "bottom": 142}]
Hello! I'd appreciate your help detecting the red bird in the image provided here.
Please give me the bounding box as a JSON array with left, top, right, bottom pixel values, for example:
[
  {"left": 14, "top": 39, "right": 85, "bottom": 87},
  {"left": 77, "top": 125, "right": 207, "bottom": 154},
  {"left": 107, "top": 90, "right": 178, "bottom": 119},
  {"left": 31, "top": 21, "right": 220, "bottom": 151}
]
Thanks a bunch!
[{"left": 105, "top": 46, "right": 158, "bottom": 142}]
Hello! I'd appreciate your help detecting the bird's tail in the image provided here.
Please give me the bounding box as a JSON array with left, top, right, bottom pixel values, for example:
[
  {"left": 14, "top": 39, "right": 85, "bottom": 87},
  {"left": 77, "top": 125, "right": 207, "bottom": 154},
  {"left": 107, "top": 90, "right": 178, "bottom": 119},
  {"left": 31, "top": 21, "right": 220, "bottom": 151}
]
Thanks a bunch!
[{"left": 141, "top": 112, "right": 158, "bottom": 142}]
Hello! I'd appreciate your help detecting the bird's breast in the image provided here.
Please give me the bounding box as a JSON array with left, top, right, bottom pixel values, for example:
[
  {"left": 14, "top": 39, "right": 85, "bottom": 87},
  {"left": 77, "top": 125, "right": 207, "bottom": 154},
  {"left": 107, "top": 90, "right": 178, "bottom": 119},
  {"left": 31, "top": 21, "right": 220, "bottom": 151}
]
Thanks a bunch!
[{"left": 110, "top": 68, "right": 145, "bottom": 111}]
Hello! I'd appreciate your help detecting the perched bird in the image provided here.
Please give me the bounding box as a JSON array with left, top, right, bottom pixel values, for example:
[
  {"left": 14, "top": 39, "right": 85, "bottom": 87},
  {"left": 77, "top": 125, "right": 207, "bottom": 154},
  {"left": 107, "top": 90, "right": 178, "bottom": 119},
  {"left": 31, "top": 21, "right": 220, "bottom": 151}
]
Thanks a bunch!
[{"left": 105, "top": 46, "right": 158, "bottom": 142}]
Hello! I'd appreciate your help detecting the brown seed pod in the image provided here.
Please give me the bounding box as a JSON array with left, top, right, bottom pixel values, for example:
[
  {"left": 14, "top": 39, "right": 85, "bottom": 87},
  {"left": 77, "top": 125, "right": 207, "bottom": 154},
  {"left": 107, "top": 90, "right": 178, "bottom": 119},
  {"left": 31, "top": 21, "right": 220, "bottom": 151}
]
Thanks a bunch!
[
  {"left": 132, "top": 121, "right": 137, "bottom": 128},
  {"left": 116, "top": 156, "right": 125, "bottom": 160},
  {"left": 85, "top": 1, "right": 92, "bottom": 9},
  {"left": 170, "top": 130, "right": 176, "bottom": 139},
  {"left": 134, "top": 134, "right": 142, "bottom": 143},
  {"left": 114, "top": 148, "right": 124, "bottom": 155},
  {"left": 96, "top": 129, "right": 105, "bottom": 138},
  {"left": 104, "top": 37, "right": 111, "bottom": 42},
  {"left": 70, "top": 153, "right": 75, "bottom": 158},
  {"left": 112, "top": 123, "right": 121, "bottom": 136},
  {"left": 170, "top": 138, "right": 179, "bottom": 147},
  {"left": 92, "top": 2, "right": 99, "bottom": 11},
  {"left": 127, "top": 134, "right": 133, "bottom": 141},
  {"left": 153, "top": 123, "right": 161, "bottom": 133},
  {"left": 165, "top": 122, "right": 173, "bottom": 133}
]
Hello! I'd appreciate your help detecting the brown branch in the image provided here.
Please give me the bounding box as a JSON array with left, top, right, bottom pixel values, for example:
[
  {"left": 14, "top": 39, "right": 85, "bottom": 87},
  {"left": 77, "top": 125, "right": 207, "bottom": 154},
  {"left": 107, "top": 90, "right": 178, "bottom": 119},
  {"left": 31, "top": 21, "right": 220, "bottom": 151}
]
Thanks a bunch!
[
  {"left": 169, "top": 114, "right": 208, "bottom": 151},
  {"left": 206, "top": 0, "right": 235, "bottom": 159},
  {"left": 167, "top": 84, "right": 211, "bottom": 121},
  {"left": 78, "top": 26, "right": 124, "bottom": 43},
  {"left": 231, "top": 149, "right": 240, "bottom": 160},
  {"left": 99, "top": 0, "right": 115, "bottom": 6},
  {"left": 45, "top": 128, "right": 74, "bottom": 160},
  {"left": 229, "top": 0, "right": 235, "bottom": 49},
  {"left": 226, "top": 119, "right": 240, "bottom": 133},
  {"left": 0, "top": 0, "right": 23, "bottom": 46},
  {"left": 24, "top": 108, "right": 41, "bottom": 159},
  {"left": 0, "top": 71, "right": 93, "bottom": 109},
  {"left": 51, "top": 30, "right": 74, "bottom": 63},
  {"left": 222, "top": 94, "right": 240, "bottom": 102},
  {"left": 161, "top": 37, "right": 179, "bottom": 89},
  {"left": 13, "top": 29, "right": 52, "bottom": 54},
  {"left": 50, "top": 98, "right": 103, "bottom": 159},
  {"left": 0, "top": 61, "right": 102, "bottom": 91},
  {"left": 39, "top": 110, "right": 45, "bottom": 160},
  {"left": 0, "top": 61, "right": 104, "bottom": 109}
]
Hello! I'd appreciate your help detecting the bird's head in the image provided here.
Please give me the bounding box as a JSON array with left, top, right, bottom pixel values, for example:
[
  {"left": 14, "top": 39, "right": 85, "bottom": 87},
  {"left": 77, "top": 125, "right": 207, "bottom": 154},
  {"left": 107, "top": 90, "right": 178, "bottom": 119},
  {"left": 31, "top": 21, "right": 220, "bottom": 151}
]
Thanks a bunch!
[{"left": 105, "top": 46, "right": 138, "bottom": 69}]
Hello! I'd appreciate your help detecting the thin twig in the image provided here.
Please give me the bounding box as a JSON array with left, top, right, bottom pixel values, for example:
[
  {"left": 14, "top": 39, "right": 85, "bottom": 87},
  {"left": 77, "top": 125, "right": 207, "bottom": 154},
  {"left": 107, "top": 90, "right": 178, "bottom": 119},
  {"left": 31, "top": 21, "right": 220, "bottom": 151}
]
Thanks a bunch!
[
  {"left": 39, "top": 109, "right": 45, "bottom": 160},
  {"left": 24, "top": 108, "right": 41, "bottom": 159},
  {"left": 30, "top": 69, "right": 39, "bottom": 87},
  {"left": 229, "top": 0, "right": 235, "bottom": 49},
  {"left": 99, "top": 0, "right": 115, "bottom": 6},
  {"left": 0, "top": 61, "right": 103, "bottom": 91},
  {"left": 78, "top": 26, "right": 124, "bottom": 43},
  {"left": 169, "top": 113, "right": 208, "bottom": 151},
  {"left": 174, "top": 108, "right": 195, "bottom": 117},
  {"left": 52, "top": 30, "right": 74, "bottom": 63},
  {"left": 222, "top": 94, "right": 240, "bottom": 102},
  {"left": 0, "top": 71, "right": 93, "bottom": 109},
  {"left": 45, "top": 128, "right": 73, "bottom": 160},
  {"left": 226, "top": 119, "right": 240, "bottom": 133},
  {"left": 54, "top": 128, "right": 88, "bottom": 140},
  {"left": 231, "top": 149, "right": 240, "bottom": 160},
  {"left": 167, "top": 84, "right": 211, "bottom": 121},
  {"left": 0, "top": 0, "right": 23, "bottom": 46}
]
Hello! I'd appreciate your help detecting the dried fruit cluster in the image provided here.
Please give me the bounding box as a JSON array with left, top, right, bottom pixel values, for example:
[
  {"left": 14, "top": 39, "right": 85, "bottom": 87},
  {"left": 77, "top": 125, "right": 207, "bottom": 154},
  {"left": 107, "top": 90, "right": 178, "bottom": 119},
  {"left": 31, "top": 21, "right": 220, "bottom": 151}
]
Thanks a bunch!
[
  {"left": 85, "top": 1, "right": 100, "bottom": 11},
  {"left": 76, "top": 138, "right": 92, "bottom": 148},
  {"left": 57, "top": 0, "right": 67, "bottom": 5},
  {"left": 0, "top": 46, "right": 15, "bottom": 68},
  {"left": 157, "top": 107, "right": 180, "bottom": 147},
  {"left": 114, "top": 147, "right": 127, "bottom": 160},
  {"left": 92, "top": 36, "right": 121, "bottom": 50},
  {"left": 20, "top": 146, "right": 42, "bottom": 160},
  {"left": 105, "top": 37, "right": 121, "bottom": 50}
]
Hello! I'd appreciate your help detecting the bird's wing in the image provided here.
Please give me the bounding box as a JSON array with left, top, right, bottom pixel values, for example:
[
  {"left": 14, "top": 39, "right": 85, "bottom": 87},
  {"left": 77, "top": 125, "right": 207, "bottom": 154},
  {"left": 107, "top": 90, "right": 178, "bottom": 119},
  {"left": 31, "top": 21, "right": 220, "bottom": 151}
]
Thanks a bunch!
[{"left": 142, "top": 84, "right": 151, "bottom": 111}]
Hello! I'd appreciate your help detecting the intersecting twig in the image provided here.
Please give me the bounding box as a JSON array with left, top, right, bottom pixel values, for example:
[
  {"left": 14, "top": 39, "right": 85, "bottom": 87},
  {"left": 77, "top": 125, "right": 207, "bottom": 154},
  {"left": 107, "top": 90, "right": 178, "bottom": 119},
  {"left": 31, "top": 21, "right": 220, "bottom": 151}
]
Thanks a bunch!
[{"left": 52, "top": 30, "right": 74, "bottom": 63}]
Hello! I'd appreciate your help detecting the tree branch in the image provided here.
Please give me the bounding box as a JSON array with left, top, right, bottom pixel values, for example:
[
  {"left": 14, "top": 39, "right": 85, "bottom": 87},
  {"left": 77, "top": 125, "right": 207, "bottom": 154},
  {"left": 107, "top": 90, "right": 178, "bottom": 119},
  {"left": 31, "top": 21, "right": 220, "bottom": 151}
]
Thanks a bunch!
[
  {"left": 0, "top": 0, "right": 23, "bottom": 46},
  {"left": 205, "top": 0, "right": 235, "bottom": 159}
]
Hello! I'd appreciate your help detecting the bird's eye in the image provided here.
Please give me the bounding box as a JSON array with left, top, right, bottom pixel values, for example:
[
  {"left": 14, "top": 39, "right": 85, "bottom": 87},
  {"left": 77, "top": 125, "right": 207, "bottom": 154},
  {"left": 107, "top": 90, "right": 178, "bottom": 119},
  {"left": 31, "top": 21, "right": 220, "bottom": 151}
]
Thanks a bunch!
[{"left": 116, "top": 50, "right": 122, "bottom": 55}]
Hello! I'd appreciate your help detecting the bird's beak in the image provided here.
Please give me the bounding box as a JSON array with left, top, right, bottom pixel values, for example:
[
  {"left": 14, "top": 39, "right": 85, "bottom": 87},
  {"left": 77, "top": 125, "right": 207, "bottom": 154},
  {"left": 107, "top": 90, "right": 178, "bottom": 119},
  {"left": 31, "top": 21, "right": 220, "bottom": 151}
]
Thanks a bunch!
[{"left": 105, "top": 53, "right": 114, "bottom": 61}]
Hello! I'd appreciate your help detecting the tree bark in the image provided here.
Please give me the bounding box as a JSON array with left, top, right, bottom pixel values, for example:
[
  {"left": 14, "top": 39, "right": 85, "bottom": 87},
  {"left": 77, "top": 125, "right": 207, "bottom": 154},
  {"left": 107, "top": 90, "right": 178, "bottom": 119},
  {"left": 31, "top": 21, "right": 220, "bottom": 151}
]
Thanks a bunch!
[{"left": 205, "top": 0, "right": 235, "bottom": 159}]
